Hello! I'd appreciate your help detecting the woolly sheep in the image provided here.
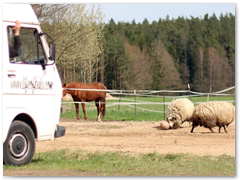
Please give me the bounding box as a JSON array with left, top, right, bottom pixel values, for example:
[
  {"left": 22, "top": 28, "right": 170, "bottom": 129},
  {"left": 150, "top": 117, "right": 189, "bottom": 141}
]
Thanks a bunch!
[
  {"left": 190, "top": 101, "right": 235, "bottom": 133},
  {"left": 166, "top": 98, "right": 195, "bottom": 129}
]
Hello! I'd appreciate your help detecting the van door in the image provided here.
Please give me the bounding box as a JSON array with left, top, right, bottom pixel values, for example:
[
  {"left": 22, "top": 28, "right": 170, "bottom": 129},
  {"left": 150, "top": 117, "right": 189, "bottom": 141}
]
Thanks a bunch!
[
  {"left": 5, "top": 23, "right": 55, "bottom": 139},
  {"left": 2, "top": 22, "right": 10, "bottom": 140}
]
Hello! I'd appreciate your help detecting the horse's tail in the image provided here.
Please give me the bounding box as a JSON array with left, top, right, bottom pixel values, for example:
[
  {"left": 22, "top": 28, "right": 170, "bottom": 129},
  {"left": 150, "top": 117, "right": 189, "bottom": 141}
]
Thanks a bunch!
[
  {"left": 100, "top": 83, "right": 107, "bottom": 118},
  {"left": 99, "top": 83, "right": 107, "bottom": 117}
]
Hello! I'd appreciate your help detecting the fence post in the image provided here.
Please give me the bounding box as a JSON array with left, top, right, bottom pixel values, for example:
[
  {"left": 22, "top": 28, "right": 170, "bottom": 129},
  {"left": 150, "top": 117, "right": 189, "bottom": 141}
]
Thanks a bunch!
[
  {"left": 163, "top": 90, "right": 165, "bottom": 120},
  {"left": 207, "top": 87, "right": 211, "bottom": 102},
  {"left": 134, "top": 89, "right": 136, "bottom": 120},
  {"left": 188, "top": 84, "right": 191, "bottom": 101},
  {"left": 118, "top": 90, "right": 122, "bottom": 110}
]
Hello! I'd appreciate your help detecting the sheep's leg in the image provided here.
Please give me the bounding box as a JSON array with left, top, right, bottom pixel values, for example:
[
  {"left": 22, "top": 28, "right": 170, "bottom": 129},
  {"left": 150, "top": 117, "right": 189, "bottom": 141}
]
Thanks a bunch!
[
  {"left": 219, "top": 126, "right": 221, "bottom": 133},
  {"left": 190, "top": 126, "right": 195, "bottom": 133},
  {"left": 223, "top": 126, "right": 228, "bottom": 133},
  {"left": 209, "top": 127, "right": 214, "bottom": 133}
]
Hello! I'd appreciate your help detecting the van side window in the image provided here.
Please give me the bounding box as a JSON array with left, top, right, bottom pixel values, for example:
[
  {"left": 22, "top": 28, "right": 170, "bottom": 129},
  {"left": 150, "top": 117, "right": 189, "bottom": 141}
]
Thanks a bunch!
[{"left": 8, "top": 27, "right": 46, "bottom": 64}]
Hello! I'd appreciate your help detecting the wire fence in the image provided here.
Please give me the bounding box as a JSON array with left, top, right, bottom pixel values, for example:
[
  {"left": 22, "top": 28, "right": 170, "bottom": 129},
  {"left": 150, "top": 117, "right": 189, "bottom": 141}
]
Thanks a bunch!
[{"left": 61, "top": 86, "right": 235, "bottom": 120}]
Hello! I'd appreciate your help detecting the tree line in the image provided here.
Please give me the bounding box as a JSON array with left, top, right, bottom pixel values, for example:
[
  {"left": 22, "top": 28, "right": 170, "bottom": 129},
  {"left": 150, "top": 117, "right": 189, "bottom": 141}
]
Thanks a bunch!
[{"left": 32, "top": 4, "right": 235, "bottom": 92}]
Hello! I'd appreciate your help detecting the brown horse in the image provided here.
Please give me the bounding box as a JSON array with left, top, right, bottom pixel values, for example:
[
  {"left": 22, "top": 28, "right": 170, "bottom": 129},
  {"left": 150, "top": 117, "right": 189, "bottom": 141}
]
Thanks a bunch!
[{"left": 62, "top": 82, "right": 107, "bottom": 121}]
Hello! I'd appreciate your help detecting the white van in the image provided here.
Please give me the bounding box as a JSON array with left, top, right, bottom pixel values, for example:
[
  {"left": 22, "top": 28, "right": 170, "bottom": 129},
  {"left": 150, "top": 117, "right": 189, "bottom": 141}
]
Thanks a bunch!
[{"left": 2, "top": 4, "right": 65, "bottom": 166}]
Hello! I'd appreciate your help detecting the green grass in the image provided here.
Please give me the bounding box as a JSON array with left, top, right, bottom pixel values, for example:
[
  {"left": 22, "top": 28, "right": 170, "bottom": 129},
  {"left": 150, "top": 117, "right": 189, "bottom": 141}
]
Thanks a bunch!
[
  {"left": 61, "top": 106, "right": 164, "bottom": 121},
  {"left": 3, "top": 149, "right": 235, "bottom": 176},
  {"left": 61, "top": 95, "right": 235, "bottom": 121}
]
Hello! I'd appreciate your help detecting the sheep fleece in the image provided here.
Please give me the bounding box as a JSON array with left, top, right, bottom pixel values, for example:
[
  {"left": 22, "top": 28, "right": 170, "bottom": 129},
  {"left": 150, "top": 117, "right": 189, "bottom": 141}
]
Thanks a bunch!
[
  {"left": 166, "top": 98, "right": 195, "bottom": 128},
  {"left": 191, "top": 101, "right": 235, "bottom": 132}
]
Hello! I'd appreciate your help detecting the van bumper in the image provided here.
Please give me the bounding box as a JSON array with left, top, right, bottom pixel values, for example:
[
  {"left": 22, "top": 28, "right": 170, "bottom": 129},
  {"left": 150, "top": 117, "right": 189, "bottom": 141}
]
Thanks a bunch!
[{"left": 55, "top": 125, "right": 66, "bottom": 138}]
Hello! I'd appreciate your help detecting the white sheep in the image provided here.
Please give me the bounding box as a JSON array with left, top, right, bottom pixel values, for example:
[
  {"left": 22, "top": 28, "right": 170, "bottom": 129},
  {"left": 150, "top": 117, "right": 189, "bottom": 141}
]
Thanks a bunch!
[
  {"left": 190, "top": 101, "right": 235, "bottom": 133},
  {"left": 166, "top": 98, "right": 195, "bottom": 129}
]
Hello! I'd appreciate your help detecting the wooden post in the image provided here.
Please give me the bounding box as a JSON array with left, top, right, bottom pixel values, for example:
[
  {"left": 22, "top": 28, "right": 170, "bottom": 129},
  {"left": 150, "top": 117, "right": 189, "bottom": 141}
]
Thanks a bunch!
[
  {"left": 188, "top": 84, "right": 191, "bottom": 101},
  {"left": 118, "top": 90, "right": 122, "bottom": 110}
]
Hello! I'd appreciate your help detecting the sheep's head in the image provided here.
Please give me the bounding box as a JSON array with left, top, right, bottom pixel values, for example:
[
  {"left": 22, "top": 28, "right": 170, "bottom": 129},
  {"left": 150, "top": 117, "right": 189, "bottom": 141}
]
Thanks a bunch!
[{"left": 167, "top": 115, "right": 179, "bottom": 129}]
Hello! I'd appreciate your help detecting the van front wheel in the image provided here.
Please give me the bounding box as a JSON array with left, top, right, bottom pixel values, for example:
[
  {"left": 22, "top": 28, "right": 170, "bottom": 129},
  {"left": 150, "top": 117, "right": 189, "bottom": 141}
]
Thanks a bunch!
[{"left": 3, "top": 121, "right": 35, "bottom": 166}]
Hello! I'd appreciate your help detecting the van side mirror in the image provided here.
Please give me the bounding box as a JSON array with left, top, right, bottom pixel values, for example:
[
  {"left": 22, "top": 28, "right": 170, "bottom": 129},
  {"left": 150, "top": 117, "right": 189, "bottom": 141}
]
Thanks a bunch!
[
  {"left": 34, "top": 32, "right": 56, "bottom": 69},
  {"left": 39, "top": 32, "right": 56, "bottom": 63},
  {"left": 39, "top": 33, "right": 56, "bottom": 64},
  {"left": 49, "top": 41, "right": 55, "bottom": 61}
]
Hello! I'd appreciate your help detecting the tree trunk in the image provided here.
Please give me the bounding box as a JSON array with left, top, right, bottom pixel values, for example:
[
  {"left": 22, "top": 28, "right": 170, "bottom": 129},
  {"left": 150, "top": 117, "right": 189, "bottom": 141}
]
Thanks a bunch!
[
  {"left": 185, "top": 37, "right": 187, "bottom": 65},
  {"left": 119, "top": 68, "right": 121, "bottom": 90},
  {"left": 96, "top": 57, "right": 98, "bottom": 82},
  {"left": 100, "top": 51, "right": 104, "bottom": 84},
  {"left": 197, "top": 47, "right": 204, "bottom": 79},
  {"left": 63, "top": 64, "right": 66, "bottom": 81},
  {"left": 73, "top": 61, "right": 75, "bottom": 82}
]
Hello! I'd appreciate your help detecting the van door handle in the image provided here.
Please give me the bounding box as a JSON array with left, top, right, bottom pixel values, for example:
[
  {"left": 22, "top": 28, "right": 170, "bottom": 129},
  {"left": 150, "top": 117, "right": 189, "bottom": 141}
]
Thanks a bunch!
[{"left": 8, "top": 74, "right": 16, "bottom": 78}]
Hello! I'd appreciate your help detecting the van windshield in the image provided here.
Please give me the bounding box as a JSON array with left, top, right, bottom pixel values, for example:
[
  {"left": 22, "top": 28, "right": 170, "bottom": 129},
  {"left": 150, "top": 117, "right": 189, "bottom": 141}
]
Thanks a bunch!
[{"left": 8, "top": 27, "right": 46, "bottom": 64}]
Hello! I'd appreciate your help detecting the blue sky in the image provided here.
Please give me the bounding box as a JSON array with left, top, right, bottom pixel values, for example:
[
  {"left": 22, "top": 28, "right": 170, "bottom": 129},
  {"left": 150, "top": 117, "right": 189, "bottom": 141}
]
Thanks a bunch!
[{"left": 99, "top": 3, "right": 235, "bottom": 24}]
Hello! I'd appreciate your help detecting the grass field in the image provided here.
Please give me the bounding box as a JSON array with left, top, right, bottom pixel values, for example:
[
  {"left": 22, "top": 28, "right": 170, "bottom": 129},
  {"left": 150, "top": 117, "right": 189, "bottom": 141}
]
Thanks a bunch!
[
  {"left": 3, "top": 149, "right": 235, "bottom": 176},
  {"left": 61, "top": 95, "right": 235, "bottom": 121}
]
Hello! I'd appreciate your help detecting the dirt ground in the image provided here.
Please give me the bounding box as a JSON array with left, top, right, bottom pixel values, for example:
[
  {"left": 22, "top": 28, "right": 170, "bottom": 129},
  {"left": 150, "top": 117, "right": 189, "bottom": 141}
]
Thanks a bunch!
[
  {"left": 36, "top": 118, "right": 236, "bottom": 156},
  {"left": 3, "top": 118, "right": 235, "bottom": 176}
]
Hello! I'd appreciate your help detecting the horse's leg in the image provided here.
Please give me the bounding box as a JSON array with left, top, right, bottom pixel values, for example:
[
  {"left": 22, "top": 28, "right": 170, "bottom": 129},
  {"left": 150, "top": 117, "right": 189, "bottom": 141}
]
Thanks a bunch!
[
  {"left": 99, "top": 99, "right": 105, "bottom": 122},
  {"left": 75, "top": 103, "right": 80, "bottom": 120},
  {"left": 81, "top": 101, "right": 87, "bottom": 121},
  {"left": 95, "top": 100, "right": 101, "bottom": 121}
]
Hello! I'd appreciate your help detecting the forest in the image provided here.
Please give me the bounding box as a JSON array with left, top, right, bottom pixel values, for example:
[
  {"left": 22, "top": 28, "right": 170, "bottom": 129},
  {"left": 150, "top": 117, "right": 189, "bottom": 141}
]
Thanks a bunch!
[{"left": 32, "top": 4, "right": 235, "bottom": 92}]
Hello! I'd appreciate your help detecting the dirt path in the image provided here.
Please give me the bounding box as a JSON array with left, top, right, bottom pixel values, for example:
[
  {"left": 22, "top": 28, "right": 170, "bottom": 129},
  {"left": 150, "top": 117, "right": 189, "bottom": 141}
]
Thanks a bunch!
[
  {"left": 35, "top": 118, "right": 235, "bottom": 156},
  {"left": 4, "top": 118, "right": 235, "bottom": 176}
]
